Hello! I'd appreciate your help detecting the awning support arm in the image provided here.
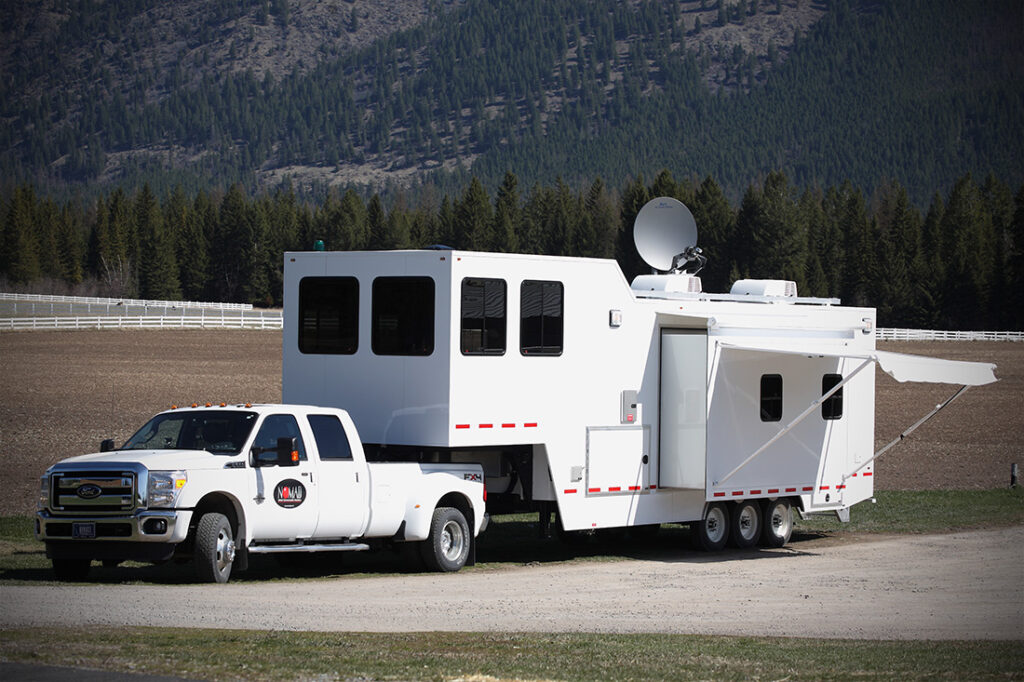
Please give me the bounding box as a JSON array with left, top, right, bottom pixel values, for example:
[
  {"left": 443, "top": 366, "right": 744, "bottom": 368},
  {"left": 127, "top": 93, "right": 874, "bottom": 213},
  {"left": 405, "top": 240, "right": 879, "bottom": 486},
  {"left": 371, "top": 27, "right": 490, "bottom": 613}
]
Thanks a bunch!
[
  {"left": 714, "top": 357, "right": 874, "bottom": 487},
  {"left": 843, "top": 384, "right": 971, "bottom": 481}
]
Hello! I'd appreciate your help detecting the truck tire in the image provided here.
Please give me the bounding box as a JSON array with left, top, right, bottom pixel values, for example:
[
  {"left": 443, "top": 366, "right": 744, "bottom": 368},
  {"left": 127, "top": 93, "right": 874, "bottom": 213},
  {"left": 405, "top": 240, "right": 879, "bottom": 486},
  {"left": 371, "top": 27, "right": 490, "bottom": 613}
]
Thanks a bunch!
[
  {"left": 195, "top": 512, "right": 235, "bottom": 583},
  {"left": 52, "top": 558, "right": 91, "bottom": 581},
  {"left": 691, "top": 502, "right": 730, "bottom": 552},
  {"left": 761, "top": 498, "right": 793, "bottom": 548},
  {"left": 420, "top": 507, "right": 470, "bottom": 572},
  {"left": 729, "top": 500, "right": 762, "bottom": 549}
]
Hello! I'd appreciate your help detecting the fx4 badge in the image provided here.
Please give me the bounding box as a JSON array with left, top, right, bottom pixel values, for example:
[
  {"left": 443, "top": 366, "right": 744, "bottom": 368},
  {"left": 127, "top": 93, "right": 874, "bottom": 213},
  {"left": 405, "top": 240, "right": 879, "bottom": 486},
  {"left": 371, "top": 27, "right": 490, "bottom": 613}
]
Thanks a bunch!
[
  {"left": 463, "top": 473, "right": 482, "bottom": 482},
  {"left": 274, "top": 479, "right": 306, "bottom": 508}
]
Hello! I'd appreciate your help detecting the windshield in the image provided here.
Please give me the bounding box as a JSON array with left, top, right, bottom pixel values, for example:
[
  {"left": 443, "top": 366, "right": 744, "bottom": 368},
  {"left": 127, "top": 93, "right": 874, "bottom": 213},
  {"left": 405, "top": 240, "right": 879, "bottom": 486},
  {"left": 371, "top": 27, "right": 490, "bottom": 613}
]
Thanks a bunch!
[{"left": 121, "top": 411, "right": 258, "bottom": 455}]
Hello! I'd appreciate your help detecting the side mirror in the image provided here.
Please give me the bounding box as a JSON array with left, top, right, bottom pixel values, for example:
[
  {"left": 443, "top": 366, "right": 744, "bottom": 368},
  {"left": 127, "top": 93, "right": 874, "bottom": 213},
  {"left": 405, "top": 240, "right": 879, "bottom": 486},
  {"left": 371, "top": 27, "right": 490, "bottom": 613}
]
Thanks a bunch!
[
  {"left": 275, "top": 437, "right": 300, "bottom": 467},
  {"left": 251, "top": 437, "right": 300, "bottom": 467},
  {"left": 100, "top": 439, "right": 116, "bottom": 452}
]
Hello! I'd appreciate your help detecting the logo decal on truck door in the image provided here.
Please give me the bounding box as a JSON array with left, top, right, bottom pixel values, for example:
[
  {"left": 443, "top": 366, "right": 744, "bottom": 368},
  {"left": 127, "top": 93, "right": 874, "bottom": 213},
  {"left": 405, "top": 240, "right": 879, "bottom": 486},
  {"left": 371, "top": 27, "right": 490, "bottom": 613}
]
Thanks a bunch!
[{"left": 274, "top": 479, "right": 306, "bottom": 508}]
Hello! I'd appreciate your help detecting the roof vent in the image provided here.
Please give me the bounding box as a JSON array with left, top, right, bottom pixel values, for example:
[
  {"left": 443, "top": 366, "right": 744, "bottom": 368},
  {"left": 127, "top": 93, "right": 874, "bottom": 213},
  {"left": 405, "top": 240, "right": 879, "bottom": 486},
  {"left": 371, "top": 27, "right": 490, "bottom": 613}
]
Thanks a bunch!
[
  {"left": 631, "top": 274, "right": 703, "bottom": 294},
  {"left": 730, "top": 279, "right": 798, "bottom": 298}
]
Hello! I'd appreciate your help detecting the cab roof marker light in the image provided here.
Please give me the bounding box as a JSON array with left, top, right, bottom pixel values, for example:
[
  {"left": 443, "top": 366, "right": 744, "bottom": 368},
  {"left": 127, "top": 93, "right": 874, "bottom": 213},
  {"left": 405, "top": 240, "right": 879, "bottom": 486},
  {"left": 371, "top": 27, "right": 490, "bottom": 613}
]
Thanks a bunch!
[
  {"left": 191, "top": 403, "right": 198, "bottom": 408},
  {"left": 205, "top": 402, "right": 212, "bottom": 407}
]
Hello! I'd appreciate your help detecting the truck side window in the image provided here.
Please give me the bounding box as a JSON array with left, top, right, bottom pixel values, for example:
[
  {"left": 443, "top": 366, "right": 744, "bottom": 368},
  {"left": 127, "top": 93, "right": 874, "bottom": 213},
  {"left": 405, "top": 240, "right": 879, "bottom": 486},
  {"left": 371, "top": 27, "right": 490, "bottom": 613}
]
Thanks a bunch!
[
  {"left": 520, "top": 280, "right": 563, "bottom": 356},
  {"left": 372, "top": 276, "right": 434, "bottom": 356},
  {"left": 252, "top": 414, "right": 308, "bottom": 463},
  {"left": 308, "top": 414, "right": 353, "bottom": 460},
  {"left": 298, "top": 277, "right": 359, "bottom": 355},
  {"left": 821, "top": 373, "right": 844, "bottom": 420},
  {"left": 760, "top": 374, "right": 783, "bottom": 422},
  {"left": 461, "top": 277, "right": 506, "bottom": 355}
]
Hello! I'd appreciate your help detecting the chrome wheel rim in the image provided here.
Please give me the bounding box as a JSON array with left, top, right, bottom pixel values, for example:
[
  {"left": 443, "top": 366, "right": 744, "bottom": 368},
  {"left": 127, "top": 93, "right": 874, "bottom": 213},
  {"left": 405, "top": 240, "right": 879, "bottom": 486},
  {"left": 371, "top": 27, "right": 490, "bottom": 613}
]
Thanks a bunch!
[
  {"left": 440, "top": 519, "right": 465, "bottom": 561},
  {"left": 216, "top": 527, "right": 235, "bottom": 572}
]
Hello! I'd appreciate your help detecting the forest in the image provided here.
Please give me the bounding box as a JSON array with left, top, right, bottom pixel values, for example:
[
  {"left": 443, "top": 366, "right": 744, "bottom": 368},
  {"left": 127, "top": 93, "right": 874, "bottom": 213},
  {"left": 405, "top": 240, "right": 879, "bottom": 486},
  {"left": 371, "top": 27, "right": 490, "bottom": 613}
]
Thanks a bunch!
[
  {"left": 1, "top": 169, "right": 1021, "bottom": 331},
  {"left": 2, "top": 0, "right": 1022, "bottom": 206}
]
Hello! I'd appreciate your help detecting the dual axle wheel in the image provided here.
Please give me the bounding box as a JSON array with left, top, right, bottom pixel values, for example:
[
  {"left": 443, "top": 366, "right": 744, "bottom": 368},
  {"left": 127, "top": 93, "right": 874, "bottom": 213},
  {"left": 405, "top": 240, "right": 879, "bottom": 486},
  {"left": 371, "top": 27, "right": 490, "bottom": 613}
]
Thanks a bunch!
[{"left": 690, "top": 498, "right": 793, "bottom": 552}]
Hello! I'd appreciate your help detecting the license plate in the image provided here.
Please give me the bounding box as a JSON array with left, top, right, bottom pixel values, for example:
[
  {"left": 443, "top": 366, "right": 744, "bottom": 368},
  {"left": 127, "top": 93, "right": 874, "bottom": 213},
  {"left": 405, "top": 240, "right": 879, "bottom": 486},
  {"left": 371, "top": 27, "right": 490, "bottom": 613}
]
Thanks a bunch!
[{"left": 72, "top": 522, "right": 96, "bottom": 539}]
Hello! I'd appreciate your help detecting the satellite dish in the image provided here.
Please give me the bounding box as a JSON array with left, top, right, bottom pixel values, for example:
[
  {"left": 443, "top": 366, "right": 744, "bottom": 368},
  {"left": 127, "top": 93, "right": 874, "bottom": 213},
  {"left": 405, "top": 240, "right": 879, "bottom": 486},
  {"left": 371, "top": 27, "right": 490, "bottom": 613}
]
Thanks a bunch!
[{"left": 633, "top": 197, "right": 701, "bottom": 273}]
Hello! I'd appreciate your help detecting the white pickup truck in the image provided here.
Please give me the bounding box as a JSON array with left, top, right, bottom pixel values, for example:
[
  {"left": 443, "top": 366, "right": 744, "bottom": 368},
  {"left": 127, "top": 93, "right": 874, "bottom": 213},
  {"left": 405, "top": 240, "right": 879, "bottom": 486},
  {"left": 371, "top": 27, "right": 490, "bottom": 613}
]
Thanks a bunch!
[{"left": 35, "top": 403, "right": 487, "bottom": 582}]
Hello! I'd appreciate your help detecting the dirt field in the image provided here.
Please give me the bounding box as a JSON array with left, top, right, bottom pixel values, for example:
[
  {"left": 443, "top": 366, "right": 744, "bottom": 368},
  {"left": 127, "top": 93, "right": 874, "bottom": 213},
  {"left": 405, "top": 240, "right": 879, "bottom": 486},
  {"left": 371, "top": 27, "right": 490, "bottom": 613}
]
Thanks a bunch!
[{"left": 0, "top": 331, "right": 1021, "bottom": 515}]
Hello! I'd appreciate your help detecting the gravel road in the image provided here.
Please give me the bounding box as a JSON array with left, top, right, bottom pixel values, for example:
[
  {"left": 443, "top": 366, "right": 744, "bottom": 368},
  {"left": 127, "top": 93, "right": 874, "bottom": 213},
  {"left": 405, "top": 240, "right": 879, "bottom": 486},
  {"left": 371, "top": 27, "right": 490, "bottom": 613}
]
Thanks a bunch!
[{"left": 4, "top": 526, "right": 1021, "bottom": 640}]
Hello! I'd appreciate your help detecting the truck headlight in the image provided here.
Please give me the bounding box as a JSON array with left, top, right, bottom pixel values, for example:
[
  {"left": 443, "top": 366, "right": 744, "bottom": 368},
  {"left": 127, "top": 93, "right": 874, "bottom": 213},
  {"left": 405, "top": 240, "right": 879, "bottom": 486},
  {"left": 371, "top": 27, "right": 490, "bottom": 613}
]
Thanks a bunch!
[
  {"left": 147, "top": 471, "right": 187, "bottom": 508},
  {"left": 38, "top": 474, "right": 50, "bottom": 510}
]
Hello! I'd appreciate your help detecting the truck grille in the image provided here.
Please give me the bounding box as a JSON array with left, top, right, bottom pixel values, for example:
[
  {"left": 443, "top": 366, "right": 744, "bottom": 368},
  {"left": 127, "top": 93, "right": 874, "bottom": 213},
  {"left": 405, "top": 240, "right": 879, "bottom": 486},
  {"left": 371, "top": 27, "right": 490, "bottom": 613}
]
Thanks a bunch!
[{"left": 50, "top": 470, "right": 137, "bottom": 514}]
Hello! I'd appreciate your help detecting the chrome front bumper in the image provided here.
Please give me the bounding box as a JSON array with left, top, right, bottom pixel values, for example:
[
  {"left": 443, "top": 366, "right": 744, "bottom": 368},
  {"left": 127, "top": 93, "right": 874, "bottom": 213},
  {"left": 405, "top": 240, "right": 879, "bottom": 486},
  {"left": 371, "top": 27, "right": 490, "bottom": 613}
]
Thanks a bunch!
[{"left": 36, "top": 508, "right": 192, "bottom": 544}]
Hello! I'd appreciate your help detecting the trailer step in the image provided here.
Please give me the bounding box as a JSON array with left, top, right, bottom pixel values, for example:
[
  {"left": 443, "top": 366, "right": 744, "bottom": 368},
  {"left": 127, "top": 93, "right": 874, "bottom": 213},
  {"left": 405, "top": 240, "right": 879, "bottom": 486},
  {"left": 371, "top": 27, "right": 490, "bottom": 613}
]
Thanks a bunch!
[{"left": 247, "top": 542, "right": 370, "bottom": 554}]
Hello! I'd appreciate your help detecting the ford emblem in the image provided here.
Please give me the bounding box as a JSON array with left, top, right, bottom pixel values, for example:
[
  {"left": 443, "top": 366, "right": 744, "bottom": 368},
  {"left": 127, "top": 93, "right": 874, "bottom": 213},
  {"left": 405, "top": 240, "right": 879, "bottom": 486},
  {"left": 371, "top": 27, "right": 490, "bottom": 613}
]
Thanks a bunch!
[{"left": 76, "top": 484, "right": 102, "bottom": 500}]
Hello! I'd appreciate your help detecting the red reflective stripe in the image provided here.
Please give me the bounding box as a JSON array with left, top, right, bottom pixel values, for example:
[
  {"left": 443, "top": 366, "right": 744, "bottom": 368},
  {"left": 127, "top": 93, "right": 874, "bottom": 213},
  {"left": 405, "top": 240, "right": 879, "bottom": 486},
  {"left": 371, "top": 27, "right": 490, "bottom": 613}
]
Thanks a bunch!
[
  {"left": 837, "top": 484, "right": 846, "bottom": 489},
  {"left": 628, "top": 486, "right": 641, "bottom": 491},
  {"left": 820, "top": 486, "right": 830, "bottom": 491},
  {"left": 713, "top": 492, "right": 725, "bottom": 498},
  {"left": 588, "top": 487, "right": 601, "bottom": 493},
  {"left": 608, "top": 486, "right": 621, "bottom": 492},
  {"left": 479, "top": 424, "right": 493, "bottom": 429},
  {"left": 786, "top": 487, "right": 797, "bottom": 493},
  {"left": 455, "top": 424, "right": 470, "bottom": 430},
  {"left": 863, "top": 472, "right": 873, "bottom": 477},
  {"left": 501, "top": 423, "right": 515, "bottom": 428},
  {"left": 767, "top": 488, "right": 779, "bottom": 494},
  {"left": 802, "top": 486, "right": 813, "bottom": 492},
  {"left": 749, "top": 489, "right": 762, "bottom": 495},
  {"left": 564, "top": 489, "right": 577, "bottom": 494},
  {"left": 732, "top": 491, "right": 744, "bottom": 496},
  {"left": 650, "top": 485, "right": 658, "bottom": 489},
  {"left": 851, "top": 473, "right": 858, "bottom": 477},
  {"left": 524, "top": 422, "right": 538, "bottom": 428}
]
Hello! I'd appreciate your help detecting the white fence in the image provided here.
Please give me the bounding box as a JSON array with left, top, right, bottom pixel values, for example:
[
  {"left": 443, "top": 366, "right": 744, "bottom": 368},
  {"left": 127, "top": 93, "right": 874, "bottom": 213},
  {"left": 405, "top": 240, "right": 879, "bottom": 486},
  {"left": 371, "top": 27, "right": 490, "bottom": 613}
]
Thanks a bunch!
[
  {"left": 876, "top": 328, "right": 1024, "bottom": 342},
  {"left": 0, "top": 292, "right": 253, "bottom": 310},
  {"left": 0, "top": 313, "right": 282, "bottom": 331}
]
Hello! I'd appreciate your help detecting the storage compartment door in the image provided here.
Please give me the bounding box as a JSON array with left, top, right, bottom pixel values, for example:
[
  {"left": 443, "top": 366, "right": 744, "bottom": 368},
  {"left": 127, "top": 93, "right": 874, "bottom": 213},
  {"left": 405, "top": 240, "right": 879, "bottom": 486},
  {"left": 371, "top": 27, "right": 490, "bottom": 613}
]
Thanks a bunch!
[
  {"left": 659, "top": 329, "right": 707, "bottom": 489},
  {"left": 585, "top": 426, "right": 649, "bottom": 495}
]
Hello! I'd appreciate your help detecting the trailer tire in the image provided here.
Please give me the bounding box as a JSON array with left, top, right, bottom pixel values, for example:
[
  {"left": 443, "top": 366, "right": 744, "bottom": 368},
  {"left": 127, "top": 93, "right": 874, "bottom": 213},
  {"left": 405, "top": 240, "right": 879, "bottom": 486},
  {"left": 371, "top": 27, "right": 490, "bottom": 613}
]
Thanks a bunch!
[
  {"left": 691, "top": 502, "right": 730, "bottom": 551},
  {"left": 195, "top": 512, "right": 235, "bottom": 583},
  {"left": 420, "top": 507, "right": 470, "bottom": 572},
  {"left": 52, "top": 558, "right": 91, "bottom": 581},
  {"left": 729, "top": 500, "right": 762, "bottom": 549},
  {"left": 761, "top": 498, "right": 793, "bottom": 548}
]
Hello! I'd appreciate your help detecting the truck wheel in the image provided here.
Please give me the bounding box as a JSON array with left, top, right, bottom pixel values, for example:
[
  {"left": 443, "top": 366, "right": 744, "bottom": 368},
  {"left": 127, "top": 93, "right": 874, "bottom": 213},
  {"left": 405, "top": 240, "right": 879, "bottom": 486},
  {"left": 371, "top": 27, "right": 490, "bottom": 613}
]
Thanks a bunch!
[
  {"left": 195, "top": 512, "right": 235, "bottom": 583},
  {"left": 691, "top": 502, "right": 730, "bottom": 551},
  {"left": 52, "top": 558, "right": 91, "bottom": 581},
  {"left": 729, "top": 500, "right": 762, "bottom": 549},
  {"left": 761, "top": 498, "right": 793, "bottom": 548},
  {"left": 420, "top": 507, "right": 470, "bottom": 572}
]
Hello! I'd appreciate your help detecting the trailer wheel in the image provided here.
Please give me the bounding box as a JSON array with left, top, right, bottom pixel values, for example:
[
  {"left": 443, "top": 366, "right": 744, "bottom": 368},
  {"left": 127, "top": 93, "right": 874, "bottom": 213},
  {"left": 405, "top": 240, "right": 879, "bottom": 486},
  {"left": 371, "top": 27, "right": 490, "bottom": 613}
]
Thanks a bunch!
[
  {"left": 691, "top": 502, "right": 730, "bottom": 551},
  {"left": 729, "top": 500, "right": 762, "bottom": 549},
  {"left": 195, "top": 512, "right": 235, "bottom": 583},
  {"left": 420, "top": 507, "right": 470, "bottom": 572},
  {"left": 52, "top": 558, "right": 91, "bottom": 581},
  {"left": 761, "top": 498, "right": 793, "bottom": 548}
]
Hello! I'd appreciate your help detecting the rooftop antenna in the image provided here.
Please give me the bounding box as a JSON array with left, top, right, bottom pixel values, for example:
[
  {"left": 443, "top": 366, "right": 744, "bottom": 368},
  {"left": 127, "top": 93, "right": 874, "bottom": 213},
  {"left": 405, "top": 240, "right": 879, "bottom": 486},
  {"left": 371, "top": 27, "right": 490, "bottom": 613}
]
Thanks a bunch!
[{"left": 633, "top": 197, "right": 705, "bottom": 275}]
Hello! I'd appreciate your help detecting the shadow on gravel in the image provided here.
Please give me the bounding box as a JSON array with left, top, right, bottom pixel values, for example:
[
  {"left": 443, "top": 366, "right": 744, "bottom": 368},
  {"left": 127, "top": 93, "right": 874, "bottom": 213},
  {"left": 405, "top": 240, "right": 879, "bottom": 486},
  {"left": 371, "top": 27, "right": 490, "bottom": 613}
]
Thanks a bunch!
[{"left": 3, "top": 521, "right": 833, "bottom": 585}]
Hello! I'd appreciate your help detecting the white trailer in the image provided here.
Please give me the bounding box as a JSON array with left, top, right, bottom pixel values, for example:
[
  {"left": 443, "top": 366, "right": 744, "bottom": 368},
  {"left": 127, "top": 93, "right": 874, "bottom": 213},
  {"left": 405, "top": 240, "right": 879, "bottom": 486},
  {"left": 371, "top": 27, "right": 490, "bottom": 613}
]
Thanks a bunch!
[{"left": 282, "top": 197, "right": 997, "bottom": 550}]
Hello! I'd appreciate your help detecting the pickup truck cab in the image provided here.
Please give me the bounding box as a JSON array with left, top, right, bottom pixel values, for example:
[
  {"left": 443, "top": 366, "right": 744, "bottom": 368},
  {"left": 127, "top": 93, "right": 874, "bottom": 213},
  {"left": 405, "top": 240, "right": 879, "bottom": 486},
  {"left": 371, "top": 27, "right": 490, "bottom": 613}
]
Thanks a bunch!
[{"left": 36, "top": 403, "right": 487, "bottom": 582}]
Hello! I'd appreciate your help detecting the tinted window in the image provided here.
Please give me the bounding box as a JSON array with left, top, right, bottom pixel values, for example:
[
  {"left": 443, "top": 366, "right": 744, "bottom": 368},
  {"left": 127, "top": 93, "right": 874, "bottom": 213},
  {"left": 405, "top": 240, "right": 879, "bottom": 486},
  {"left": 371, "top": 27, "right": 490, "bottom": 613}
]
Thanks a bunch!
[
  {"left": 461, "top": 278, "right": 507, "bottom": 355},
  {"left": 520, "top": 280, "right": 563, "bottom": 356},
  {"left": 822, "top": 373, "right": 844, "bottom": 420},
  {"left": 760, "top": 374, "right": 783, "bottom": 422},
  {"left": 298, "top": 277, "right": 359, "bottom": 354},
  {"left": 308, "top": 414, "right": 353, "bottom": 460},
  {"left": 122, "top": 411, "right": 258, "bottom": 455},
  {"left": 372, "top": 277, "right": 434, "bottom": 356},
  {"left": 252, "top": 414, "right": 308, "bottom": 463}
]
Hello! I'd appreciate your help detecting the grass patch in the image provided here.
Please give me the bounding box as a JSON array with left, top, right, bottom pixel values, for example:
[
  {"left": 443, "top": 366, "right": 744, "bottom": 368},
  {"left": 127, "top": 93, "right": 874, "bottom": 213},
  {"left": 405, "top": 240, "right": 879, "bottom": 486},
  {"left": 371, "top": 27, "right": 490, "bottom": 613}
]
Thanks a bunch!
[
  {"left": 3, "top": 489, "right": 1020, "bottom": 584},
  {"left": 1, "top": 627, "right": 1022, "bottom": 681}
]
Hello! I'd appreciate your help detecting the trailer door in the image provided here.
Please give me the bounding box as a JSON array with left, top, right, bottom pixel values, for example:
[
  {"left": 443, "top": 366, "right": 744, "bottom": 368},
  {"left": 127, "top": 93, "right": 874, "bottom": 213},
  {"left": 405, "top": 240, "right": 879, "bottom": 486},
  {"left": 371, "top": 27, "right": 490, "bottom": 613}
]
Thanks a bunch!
[{"left": 659, "top": 329, "right": 707, "bottom": 489}]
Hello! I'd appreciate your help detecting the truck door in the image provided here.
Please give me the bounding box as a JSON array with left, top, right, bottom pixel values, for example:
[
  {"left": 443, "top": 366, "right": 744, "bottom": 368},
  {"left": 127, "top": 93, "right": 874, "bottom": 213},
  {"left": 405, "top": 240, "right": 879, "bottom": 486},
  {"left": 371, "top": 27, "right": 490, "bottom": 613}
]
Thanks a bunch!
[
  {"left": 306, "top": 413, "right": 369, "bottom": 539},
  {"left": 658, "top": 328, "right": 708, "bottom": 489},
  {"left": 248, "top": 413, "right": 318, "bottom": 541}
]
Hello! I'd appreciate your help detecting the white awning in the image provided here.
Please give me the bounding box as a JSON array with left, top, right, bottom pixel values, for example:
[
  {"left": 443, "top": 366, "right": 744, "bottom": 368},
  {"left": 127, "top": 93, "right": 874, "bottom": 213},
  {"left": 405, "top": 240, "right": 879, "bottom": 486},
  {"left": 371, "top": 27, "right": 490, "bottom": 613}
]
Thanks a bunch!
[{"left": 717, "top": 342, "right": 997, "bottom": 386}]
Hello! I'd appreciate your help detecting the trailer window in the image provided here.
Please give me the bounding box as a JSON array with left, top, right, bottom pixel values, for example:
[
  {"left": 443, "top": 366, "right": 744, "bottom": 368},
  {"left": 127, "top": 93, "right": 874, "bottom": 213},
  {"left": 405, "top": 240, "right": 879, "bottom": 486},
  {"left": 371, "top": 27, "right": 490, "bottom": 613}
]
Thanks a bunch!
[
  {"left": 760, "top": 374, "right": 783, "bottom": 422},
  {"left": 461, "top": 278, "right": 506, "bottom": 355},
  {"left": 372, "top": 277, "right": 434, "bottom": 356},
  {"left": 298, "top": 277, "right": 359, "bottom": 355},
  {"left": 520, "top": 280, "right": 563, "bottom": 356},
  {"left": 821, "top": 374, "right": 844, "bottom": 420},
  {"left": 308, "top": 414, "right": 353, "bottom": 460}
]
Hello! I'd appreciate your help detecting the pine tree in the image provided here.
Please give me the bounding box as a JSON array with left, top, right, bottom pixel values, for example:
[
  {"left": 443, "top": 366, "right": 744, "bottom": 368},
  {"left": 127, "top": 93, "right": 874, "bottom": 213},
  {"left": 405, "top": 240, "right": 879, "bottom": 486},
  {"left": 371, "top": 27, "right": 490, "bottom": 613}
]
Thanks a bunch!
[
  {"left": 692, "top": 175, "right": 735, "bottom": 292},
  {"left": 492, "top": 170, "right": 521, "bottom": 253},
  {"left": 1, "top": 185, "right": 42, "bottom": 284},
  {"left": 455, "top": 177, "right": 493, "bottom": 251},
  {"left": 365, "top": 194, "right": 387, "bottom": 250},
  {"left": 136, "top": 184, "right": 182, "bottom": 301}
]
